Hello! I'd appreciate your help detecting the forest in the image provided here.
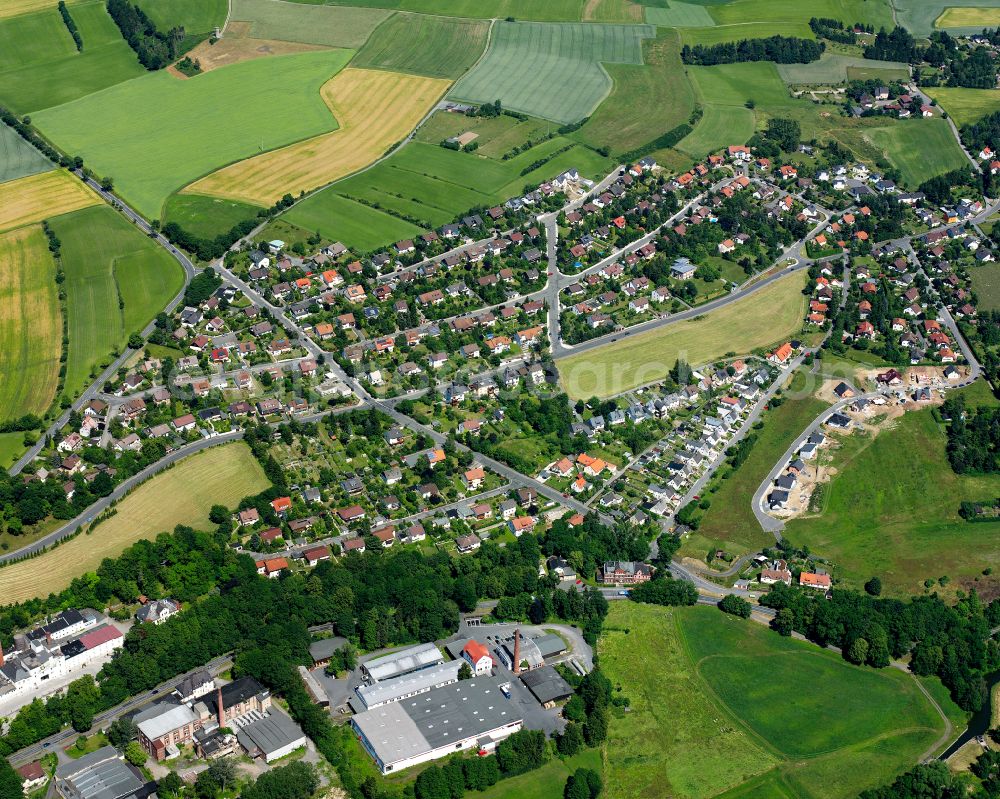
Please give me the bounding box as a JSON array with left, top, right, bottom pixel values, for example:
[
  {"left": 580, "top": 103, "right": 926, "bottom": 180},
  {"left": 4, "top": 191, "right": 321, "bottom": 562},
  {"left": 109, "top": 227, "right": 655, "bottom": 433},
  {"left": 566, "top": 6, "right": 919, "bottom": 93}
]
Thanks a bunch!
[
  {"left": 944, "top": 396, "right": 1000, "bottom": 474},
  {"left": 681, "top": 36, "right": 825, "bottom": 66}
]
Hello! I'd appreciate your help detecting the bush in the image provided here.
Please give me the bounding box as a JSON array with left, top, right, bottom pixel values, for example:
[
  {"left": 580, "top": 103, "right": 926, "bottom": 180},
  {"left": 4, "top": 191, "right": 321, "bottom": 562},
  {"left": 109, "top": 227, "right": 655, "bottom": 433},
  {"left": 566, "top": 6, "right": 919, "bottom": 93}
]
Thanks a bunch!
[{"left": 718, "top": 594, "right": 752, "bottom": 618}]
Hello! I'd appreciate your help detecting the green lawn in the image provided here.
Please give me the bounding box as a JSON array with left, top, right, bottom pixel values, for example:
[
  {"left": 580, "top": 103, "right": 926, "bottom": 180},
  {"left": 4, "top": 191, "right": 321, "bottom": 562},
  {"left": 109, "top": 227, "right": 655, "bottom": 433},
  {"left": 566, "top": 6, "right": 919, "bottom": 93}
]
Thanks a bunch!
[
  {"left": 862, "top": 119, "right": 969, "bottom": 188},
  {"left": 0, "top": 120, "right": 53, "bottom": 185},
  {"left": 162, "top": 193, "right": 264, "bottom": 241},
  {"left": 675, "top": 104, "right": 754, "bottom": 157},
  {"left": 777, "top": 53, "right": 909, "bottom": 85},
  {"left": 687, "top": 60, "right": 793, "bottom": 109},
  {"left": 33, "top": 48, "right": 354, "bottom": 219},
  {"left": 229, "top": 0, "right": 391, "bottom": 48},
  {"left": 285, "top": 0, "right": 589, "bottom": 21},
  {"left": 680, "top": 369, "right": 827, "bottom": 561},
  {"left": 450, "top": 20, "right": 655, "bottom": 124},
  {"left": 599, "top": 602, "right": 953, "bottom": 799},
  {"left": 0, "top": 432, "right": 26, "bottom": 470},
  {"left": 572, "top": 27, "right": 696, "bottom": 155},
  {"left": 48, "top": 206, "right": 185, "bottom": 397},
  {"left": 926, "top": 86, "right": 1000, "bottom": 127},
  {"left": 468, "top": 750, "right": 602, "bottom": 799},
  {"left": 281, "top": 193, "right": 423, "bottom": 252},
  {"left": 134, "top": 0, "right": 227, "bottom": 40},
  {"left": 970, "top": 262, "right": 1000, "bottom": 311},
  {"left": 787, "top": 406, "right": 1000, "bottom": 596},
  {"left": 351, "top": 12, "right": 490, "bottom": 78},
  {"left": 0, "top": 2, "right": 145, "bottom": 113}
]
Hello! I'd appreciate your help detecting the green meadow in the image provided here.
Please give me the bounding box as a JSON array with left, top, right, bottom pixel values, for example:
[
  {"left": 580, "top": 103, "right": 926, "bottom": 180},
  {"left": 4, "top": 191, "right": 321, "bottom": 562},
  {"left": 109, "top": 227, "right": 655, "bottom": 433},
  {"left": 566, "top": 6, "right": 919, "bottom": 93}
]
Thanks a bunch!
[
  {"left": 162, "top": 193, "right": 264, "bottom": 241},
  {"left": 862, "top": 119, "right": 970, "bottom": 188},
  {"left": 0, "top": 121, "right": 53, "bottom": 184},
  {"left": 33, "top": 48, "right": 354, "bottom": 219},
  {"left": 228, "top": 0, "right": 391, "bottom": 48},
  {"left": 352, "top": 13, "right": 490, "bottom": 78}
]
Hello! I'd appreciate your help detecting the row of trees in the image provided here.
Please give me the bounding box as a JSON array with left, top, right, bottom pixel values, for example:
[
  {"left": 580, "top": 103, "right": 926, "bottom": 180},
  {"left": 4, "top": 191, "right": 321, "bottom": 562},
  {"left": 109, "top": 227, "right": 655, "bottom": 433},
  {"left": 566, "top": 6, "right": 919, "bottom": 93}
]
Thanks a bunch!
[
  {"left": 681, "top": 36, "right": 825, "bottom": 65},
  {"left": 106, "top": 0, "right": 183, "bottom": 70},
  {"left": 58, "top": 1, "right": 82, "bottom": 50}
]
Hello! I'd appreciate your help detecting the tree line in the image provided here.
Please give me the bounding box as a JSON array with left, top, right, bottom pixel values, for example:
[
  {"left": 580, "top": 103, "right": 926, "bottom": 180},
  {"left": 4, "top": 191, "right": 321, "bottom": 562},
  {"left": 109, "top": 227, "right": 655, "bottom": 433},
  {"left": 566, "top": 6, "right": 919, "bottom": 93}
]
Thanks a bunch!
[
  {"left": 106, "top": 0, "right": 183, "bottom": 70},
  {"left": 681, "top": 36, "right": 825, "bottom": 66},
  {"left": 943, "top": 395, "right": 1000, "bottom": 474},
  {"left": 58, "top": 1, "right": 83, "bottom": 51}
]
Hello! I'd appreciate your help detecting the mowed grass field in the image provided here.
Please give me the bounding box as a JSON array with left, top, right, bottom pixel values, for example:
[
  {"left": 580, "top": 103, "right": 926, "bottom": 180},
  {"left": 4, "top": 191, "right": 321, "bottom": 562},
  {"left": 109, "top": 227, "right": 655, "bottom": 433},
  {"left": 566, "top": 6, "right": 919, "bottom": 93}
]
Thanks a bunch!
[
  {"left": 0, "top": 2, "right": 146, "bottom": 113},
  {"left": 134, "top": 0, "right": 227, "bottom": 37},
  {"left": 645, "top": 2, "right": 716, "bottom": 26},
  {"left": 228, "top": 0, "right": 391, "bottom": 48},
  {"left": 0, "top": 170, "right": 100, "bottom": 234},
  {"left": 352, "top": 13, "right": 490, "bottom": 78},
  {"left": 787, "top": 406, "right": 1000, "bottom": 596},
  {"left": 927, "top": 86, "right": 1000, "bottom": 127},
  {"left": 777, "top": 53, "right": 909, "bottom": 85},
  {"left": 49, "top": 206, "right": 185, "bottom": 396},
  {"left": 676, "top": 104, "right": 754, "bottom": 157},
  {"left": 185, "top": 68, "right": 449, "bottom": 207},
  {"left": 0, "top": 121, "right": 53, "bottom": 184},
  {"left": 936, "top": 6, "right": 1000, "bottom": 26},
  {"left": 450, "top": 21, "right": 655, "bottom": 124},
  {"left": 678, "top": 369, "right": 827, "bottom": 562},
  {"left": 573, "top": 28, "right": 695, "bottom": 155},
  {"left": 894, "top": 0, "right": 1000, "bottom": 35},
  {"left": 863, "top": 119, "right": 969, "bottom": 187},
  {"left": 280, "top": 193, "right": 422, "bottom": 252},
  {"left": 296, "top": 0, "right": 590, "bottom": 21},
  {"left": 0, "top": 225, "right": 60, "bottom": 423},
  {"left": 0, "top": 432, "right": 26, "bottom": 470},
  {"left": 599, "top": 602, "right": 952, "bottom": 799},
  {"left": 33, "top": 48, "right": 354, "bottom": 219},
  {"left": 162, "top": 193, "right": 264, "bottom": 241},
  {"left": 0, "top": 443, "right": 270, "bottom": 604},
  {"left": 970, "top": 262, "right": 1000, "bottom": 311},
  {"left": 558, "top": 270, "right": 808, "bottom": 400}
]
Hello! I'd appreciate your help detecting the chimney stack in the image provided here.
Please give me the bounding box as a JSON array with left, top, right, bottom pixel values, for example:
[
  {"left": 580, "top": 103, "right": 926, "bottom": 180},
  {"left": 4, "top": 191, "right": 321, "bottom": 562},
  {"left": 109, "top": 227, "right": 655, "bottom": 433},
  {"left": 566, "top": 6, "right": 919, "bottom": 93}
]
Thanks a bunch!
[
  {"left": 0, "top": 641, "right": 4, "bottom": 668},
  {"left": 216, "top": 687, "right": 225, "bottom": 729},
  {"left": 512, "top": 629, "right": 521, "bottom": 675}
]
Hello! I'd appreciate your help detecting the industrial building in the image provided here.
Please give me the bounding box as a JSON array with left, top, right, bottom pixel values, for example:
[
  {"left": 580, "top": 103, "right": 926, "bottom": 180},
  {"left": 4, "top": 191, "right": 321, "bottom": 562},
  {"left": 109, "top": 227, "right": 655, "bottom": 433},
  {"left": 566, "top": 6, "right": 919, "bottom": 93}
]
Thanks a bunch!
[
  {"left": 361, "top": 642, "right": 444, "bottom": 683},
  {"left": 54, "top": 745, "right": 152, "bottom": 799},
  {"left": 519, "top": 666, "right": 573, "bottom": 708},
  {"left": 234, "top": 707, "right": 307, "bottom": 763},
  {"left": 352, "top": 676, "right": 522, "bottom": 774},
  {"left": 352, "top": 660, "right": 462, "bottom": 712}
]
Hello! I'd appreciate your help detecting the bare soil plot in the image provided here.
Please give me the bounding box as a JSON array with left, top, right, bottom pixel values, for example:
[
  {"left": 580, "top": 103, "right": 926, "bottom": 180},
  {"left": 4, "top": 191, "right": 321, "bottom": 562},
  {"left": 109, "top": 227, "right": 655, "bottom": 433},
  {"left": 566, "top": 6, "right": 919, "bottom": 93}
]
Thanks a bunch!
[{"left": 181, "top": 27, "right": 330, "bottom": 73}]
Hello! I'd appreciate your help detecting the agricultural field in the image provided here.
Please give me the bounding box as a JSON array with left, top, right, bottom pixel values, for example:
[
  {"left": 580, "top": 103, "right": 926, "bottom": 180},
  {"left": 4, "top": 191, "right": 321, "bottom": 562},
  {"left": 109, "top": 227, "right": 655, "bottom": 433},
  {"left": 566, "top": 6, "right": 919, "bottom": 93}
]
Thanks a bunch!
[
  {"left": 970, "top": 262, "right": 1000, "bottom": 311},
  {"left": 352, "top": 13, "right": 489, "bottom": 78},
  {"left": 688, "top": 61, "right": 793, "bottom": 110},
  {"left": 413, "top": 111, "right": 557, "bottom": 159},
  {"left": 185, "top": 68, "right": 450, "bottom": 207},
  {"left": 0, "top": 225, "right": 61, "bottom": 423},
  {"left": 162, "top": 193, "right": 264, "bottom": 241},
  {"left": 0, "top": 170, "right": 100, "bottom": 234},
  {"left": 295, "top": 0, "right": 590, "bottom": 21},
  {"left": 0, "top": 1, "right": 146, "bottom": 113},
  {"left": 679, "top": 21, "right": 815, "bottom": 45},
  {"left": 675, "top": 104, "right": 754, "bottom": 157},
  {"left": 572, "top": 28, "right": 696, "bottom": 155},
  {"left": 707, "top": 0, "right": 892, "bottom": 29},
  {"left": 777, "top": 53, "right": 909, "bottom": 85},
  {"left": 599, "top": 602, "right": 955, "bottom": 799},
  {"left": 787, "top": 406, "right": 1000, "bottom": 597},
  {"left": 0, "top": 121, "right": 53, "bottom": 184},
  {"left": 0, "top": 432, "right": 26, "bottom": 470},
  {"left": 32, "top": 48, "right": 354, "bottom": 219},
  {"left": 862, "top": 119, "right": 970, "bottom": 188},
  {"left": 450, "top": 21, "right": 655, "bottom": 124},
  {"left": 228, "top": 0, "right": 391, "bottom": 48},
  {"left": 678, "top": 369, "right": 827, "bottom": 562},
  {"left": 558, "top": 270, "right": 808, "bottom": 400},
  {"left": 926, "top": 87, "right": 1000, "bottom": 127},
  {"left": 134, "top": 0, "right": 227, "bottom": 43},
  {"left": 48, "top": 206, "right": 185, "bottom": 396},
  {"left": 935, "top": 6, "right": 1000, "bottom": 26},
  {"left": 280, "top": 137, "right": 611, "bottom": 250},
  {"left": 893, "top": 0, "right": 1000, "bottom": 35},
  {"left": 645, "top": 2, "right": 716, "bottom": 27},
  {"left": 0, "top": 443, "right": 270, "bottom": 604},
  {"left": 583, "top": 0, "right": 644, "bottom": 21}
]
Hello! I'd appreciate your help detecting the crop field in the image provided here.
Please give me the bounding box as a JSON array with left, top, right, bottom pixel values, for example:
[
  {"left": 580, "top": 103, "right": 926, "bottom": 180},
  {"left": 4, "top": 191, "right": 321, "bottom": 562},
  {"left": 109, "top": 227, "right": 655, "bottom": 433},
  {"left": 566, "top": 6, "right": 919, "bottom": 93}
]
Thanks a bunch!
[
  {"left": 599, "top": 602, "right": 952, "bottom": 799},
  {"left": 134, "top": 0, "right": 227, "bottom": 38},
  {"left": 645, "top": 2, "right": 715, "bottom": 26},
  {"left": 777, "top": 53, "right": 909, "bottom": 85},
  {"left": 228, "top": 0, "right": 391, "bottom": 48},
  {"left": 0, "top": 170, "right": 100, "bottom": 234},
  {"left": 970, "top": 262, "right": 1000, "bottom": 311},
  {"left": 583, "top": 0, "right": 644, "bottom": 21},
  {"left": 708, "top": 0, "right": 892, "bottom": 29},
  {"left": 413, "top": 112, "right": 556, "bottom": 159},
  {"left": 926, "top": 87, "right": 1000, "bottom": 127},
  {"left": 0, "top": 122, "right": 53, "bottom": 184},
  {"left": 862, "top": 119, "right": 969, "bottom": 187},
  {"left": 688, "top": 61, "right": 793, "bottom": 109},
  {"left": 0, "top": 225, "right": 60, "bottom": 423},
  {"left": 352, "top": 13, "right": 489, "bottom": 78},
  {"left": 282, "top": 137, "right": 611, "bottom": 250},
  {"left": 162, "top": 193, "right": 264, "bottom": 240},
  {"left": 301, "top": 0, "right": 589, "bottom": 21},
  {"left": 787, "top": 407, "right": 1000, "bottom": 596},
  {"left": 573, "top": 28, "right": 696, "bottom": 155},
  {"left": 679, "top": 370, "right": 826, "bottom": 561},
  {"left": 0, "top": 2, "right": 146, "bottom": 112},
  {"left": 186, "top": 68, "right": 449, "bottom": 207},
  {"left": 0, "top": 443, "right": 270, "bottom": 604},
  {"left": 893, "top": 0, "right": 1000, "bottom": 35},
  {"left": 936, "top": 5, "right": 1000, "bottom": 26},
  {"left": 558, "top": 268, "right": 807, "bottom": 401},
  {"left": 33, "top": 48, "right": 354, "bottom": 219},
  {"left": 0, "top": 0, "right": 74, "bottom": 18},
  {"left": 450, "top": 21, "right": 655, "bottom": 124},
  {"left": 282, "top": 192, "right": 423, "bottom": 252},
  {"left": 48, "top": 206, "right": 184, "bottom": 396}
]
